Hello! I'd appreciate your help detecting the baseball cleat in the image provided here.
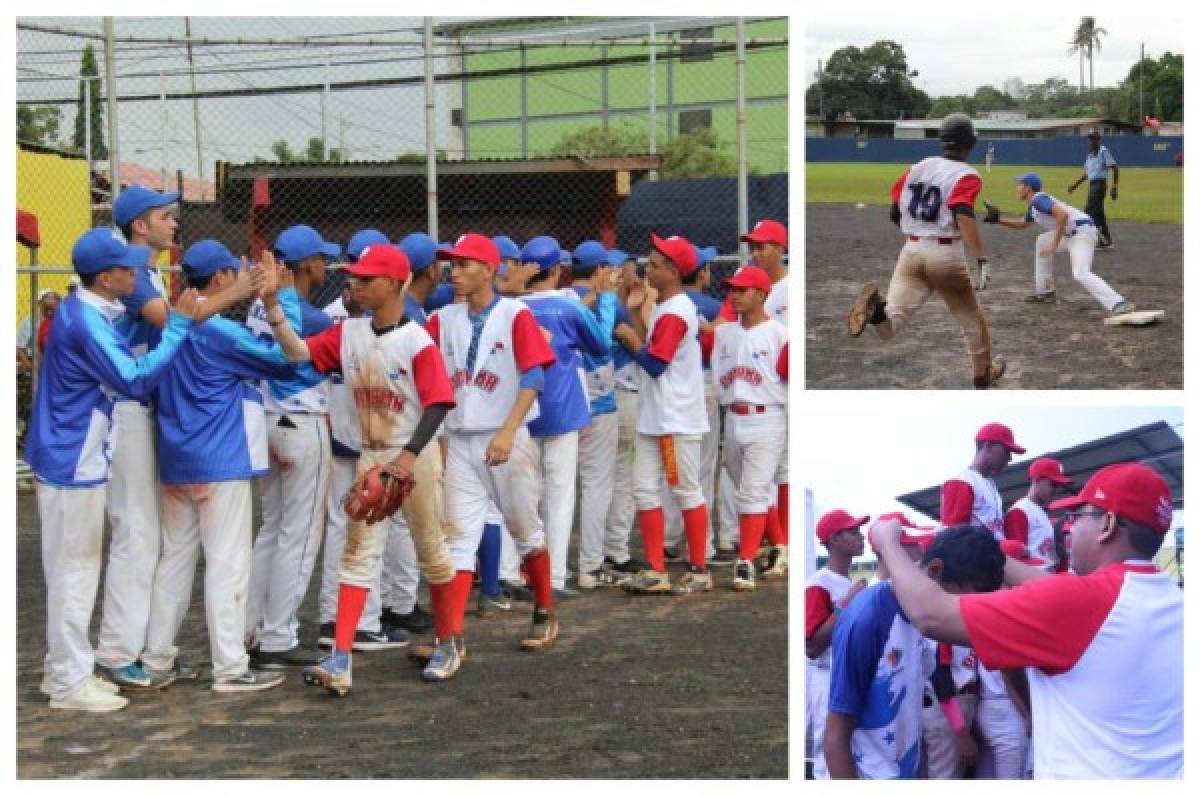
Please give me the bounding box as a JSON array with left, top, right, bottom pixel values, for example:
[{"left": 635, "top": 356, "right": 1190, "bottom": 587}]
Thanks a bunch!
[
  {"left": 622, "top": 569, "right": 673, "bottom": 595},
  {"left": 973, "top": 356, "right": 1007, "bottom": 389},
  {"left": 408, "top": 637, "right": 468, "bottom": 667},
  {"left": 760, "top": 546, "right": 789, "bottom": 579},
  {"left": 383, "top": 604, "right": 434, "bottom": 634},
  {"left": 211, "top": 669, "right": 285, "bottom": 693},
  {"left": 1024, "top": 291, "right": 1057, "bottom": 304},
  {"left": 49, "top": 679, "right": 129, "bottom": 713},
  {"left": 476, "top": 589, "right": 513, "bottom": 618},
  {"left": 847, "top": 282, "right": 885, "bottom": 337},
  {"left": 42, "top": 673, "right": 120, "bottom": 697},
  {"left": 663, "top": 546, "right": 683, "bottom": 563},
  {"left": 251, "top": 645, "right": 321, "bottom": 669},
  {"left": 302, "top": 652, "right": 352, "bottom": 697},
  {"left": 351, "top": 627, "right": 410, "bottom": 651},
  {"left": 317, "top": 621, "right": 335, "bottom": 648},
  {"left": 671, "top": 568, "right": 713, "bottom": 595},
  {"left": 732, "top": 559, "right": 758, "bottom": 592},
  {"left": 577, "top": 569, "right": 604, "bottom": 590},
  {"left": 97, "top": 662, "right": 173, "bottom": 690},
  {"left": 1111, "top": 301, "right": 1137, "bottom": 317},
  {"left": 422, "top": 637, "right": 465, "bottom": 682},
  {"left": 519, "top": 609, "right": 559, "bottom": 651}
]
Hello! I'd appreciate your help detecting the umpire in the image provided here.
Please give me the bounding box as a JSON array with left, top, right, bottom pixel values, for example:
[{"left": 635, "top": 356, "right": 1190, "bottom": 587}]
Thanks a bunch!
[{"left": 1067, "top": 129, "right": 1119, "bottom": 249}]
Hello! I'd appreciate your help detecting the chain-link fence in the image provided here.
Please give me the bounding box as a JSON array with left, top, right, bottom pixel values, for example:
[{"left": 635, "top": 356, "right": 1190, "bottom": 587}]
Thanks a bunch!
[{"left": 16, "top": 16, "right": 789, "bottom": 434}]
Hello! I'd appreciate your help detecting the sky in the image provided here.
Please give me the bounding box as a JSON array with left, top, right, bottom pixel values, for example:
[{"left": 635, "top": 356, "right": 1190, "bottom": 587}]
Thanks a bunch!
[
  {"left": 802, "top": 403, "right": 1185, "bottom": 535},
  {"left": 805, "top": 16, "right": 1185, "bottom": 98}
]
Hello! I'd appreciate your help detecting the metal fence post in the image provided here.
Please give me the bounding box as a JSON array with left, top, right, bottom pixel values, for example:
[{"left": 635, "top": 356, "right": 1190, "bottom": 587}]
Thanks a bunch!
[
  {"left": 424, "top": 17, "right": 439, "bottom": 241},
  {"left": 103, "top": 17, "right": 120, "bottom": 198},
  {"left": 736, "top": 18, "right": 749, "bottom": 259},
  {"left": 29, "top": 267, "right": 39, "bottom": 399}
]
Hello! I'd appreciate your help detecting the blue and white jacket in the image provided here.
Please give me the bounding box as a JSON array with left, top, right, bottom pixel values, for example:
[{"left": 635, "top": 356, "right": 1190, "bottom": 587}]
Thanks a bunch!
[
  {"left": 25, "top": 288, "right": 191, "bottom": 487},
  {"left": 569, "top": 286, "right": 620, "bottom": 416},
  {"left": 245, "top": 290, "right": 332, "bottom": 414},
  {"left": 522, "top": 289, "right": 610, "bottom": 437}
]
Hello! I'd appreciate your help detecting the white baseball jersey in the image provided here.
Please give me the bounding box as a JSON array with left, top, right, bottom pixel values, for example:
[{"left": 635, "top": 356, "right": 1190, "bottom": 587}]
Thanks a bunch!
[
  {"left": 805, "top": 568, "right": 852, "bottom": 669},
  {"left": 764, "top": 274, "right": 789, "bottom": 327},
  {"left": 945, "top": 467, "right": 1004, "bottom": 539},
  {"left": 962, "top": 561, "right": 1182, "bottom": 778},
  {"left": 893, "top": 156, "right": 982, "bottom": 239},
  {"left": 712, "top": 318, "right": 788, "bottom": 408},
  {"left": 427, "top": 297, "right": 555, "bottom": 434},
  {"left": 636, "top": 293, "right": 709, "bottom": 436},
  {"left": 305, "top": 318, "right": 454, "bottom": 450},
  {"left": 1024, "top": 192, "right": 1094, "bottom": 235},
  {"left": 928, "top": 640, "right": 979, "bottom": 691},
  {"left": 1006, "top": 497, "right": 1059, "bottom": 571},
  {"left": 322, "top": 299, "right": 360, "bottom": 455}
]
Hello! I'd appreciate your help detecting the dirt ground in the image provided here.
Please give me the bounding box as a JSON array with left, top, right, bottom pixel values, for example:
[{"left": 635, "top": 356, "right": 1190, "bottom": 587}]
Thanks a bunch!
[
  {"left": 806, "top": 203, "right": 1183, "bottom": 389},
  {"left": 15, "top": 491, "right": 787, "bottom": 779}
]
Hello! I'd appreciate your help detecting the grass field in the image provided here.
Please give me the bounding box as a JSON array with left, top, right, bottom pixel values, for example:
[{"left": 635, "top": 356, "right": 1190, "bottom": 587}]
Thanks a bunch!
[{"left": 806, "top": 163, "right": 1183, "bottom": 224}]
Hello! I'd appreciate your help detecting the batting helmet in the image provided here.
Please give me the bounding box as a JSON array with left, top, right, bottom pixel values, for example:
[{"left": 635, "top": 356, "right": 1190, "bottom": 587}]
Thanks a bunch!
[
  {"left": 521, "top": 235, "right": 562, "bottom": 272},
  {"left": 939, "top": 113, "right": 977, "bottom": 150}
]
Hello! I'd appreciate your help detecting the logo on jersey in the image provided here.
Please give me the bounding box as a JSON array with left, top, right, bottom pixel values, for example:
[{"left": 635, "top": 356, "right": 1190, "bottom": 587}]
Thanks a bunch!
[
  {"left": 354, "top": 387, "right": 405, "bottom": 413},
  {"left": 1156, "top": 496, "right": 1173, "bottom": 528},
  {"left": 719, "top": 365, "right": 763, "bottom": 388},
  {"left": 452, "top": 368, "right": 500, "bottom": 393},
  {"left": 886, "top": 647, "right": 903, "bottom": 668}
]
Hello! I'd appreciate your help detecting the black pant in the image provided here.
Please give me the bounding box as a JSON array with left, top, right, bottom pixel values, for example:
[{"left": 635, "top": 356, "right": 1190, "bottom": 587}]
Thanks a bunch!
[{"left": 1086, "top": 179, "right": 1113, "bottom": 244}]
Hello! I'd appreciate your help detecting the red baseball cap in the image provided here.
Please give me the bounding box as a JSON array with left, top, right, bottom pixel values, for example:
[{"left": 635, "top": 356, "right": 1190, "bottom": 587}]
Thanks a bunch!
[
  {"left": 816, "top": 509, "right": 868, "bottom": 543},
  {"left": 870, "top": 512, "right": 936, "bottom": 551},
  {"left": 741, "top": 219, "right": 788, "bottom": 248},
  {"left": 1029, "top": 457, "right": 1073, "bottom": 485},
  {"left": 723, "top": 265, "right": 773, "bottom": 293},
  {"left": 975, "top": 422, "right": 1025, "bottom": 454},
  {"left": 436, "top": 232, "right": 501, "bottom": 269},
  {"left": 650, "top": 233, "right": 698, "bottom": 276},
  {"left": 1049, "top": 462, "right": 1174, "bottom": 534},
  {"left": 344, "top": 243, "right": 411, "bottom": 282}
]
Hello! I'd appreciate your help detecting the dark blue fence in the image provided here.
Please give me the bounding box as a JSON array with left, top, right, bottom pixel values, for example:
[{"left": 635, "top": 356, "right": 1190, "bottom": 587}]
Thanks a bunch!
[{"left": 806, "top": 135, "right": 1182, "bottom": 167}]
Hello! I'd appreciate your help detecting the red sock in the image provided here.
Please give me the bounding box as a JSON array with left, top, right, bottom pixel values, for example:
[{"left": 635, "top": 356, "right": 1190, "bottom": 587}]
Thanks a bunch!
[
  {"left": 449, "top": 571, "right": 475, "bottom": 636},
  {"left": 764, "top": 505, "right": 784, "bottom": 546},
  {"left": 682, "top": 504, "right": 710, "bottom": 571},
  {"left": 334, "top": 584, "right": 369, "bottom": 652},
  {"left": 777, "top": 484, "right": 790, "bottom": 544},
  {"left": 738, "top": 513, "right": 768, "bottom": 561},
  {"left": 429, "top": 580, "right": 452, "bottom": 639},
  {"left": 637, "top": 507, "right": 666, "bottom": 572},
  {"left": 522, "top": 549, "right": 554, "bottom": 610}
]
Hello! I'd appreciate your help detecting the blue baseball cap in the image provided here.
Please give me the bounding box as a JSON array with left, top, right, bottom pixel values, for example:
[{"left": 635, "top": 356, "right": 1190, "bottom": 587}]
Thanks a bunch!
[
  {"left": 399, "top": 232, "right": 439, "bottom": 274},
  {"left": 346, "top": 229, "right": 390, "bottom": 262},
  {"left": 694, "top": 245, "right": 718, "bottom": 268},
  {"left": 606, "top": 248, "right": 633, "bottom": 267},
  {"left": 521, "top": 235, "right": 562, "bottom": 272},
  {"left": 1016, "top": 172, "right": 1043, "bottom": 192},
  {"left": 573, "top": 240, "right": 609, "bottom": 270},
  {"left": 493, "top": 235, "right": 521, "bottom": 262},
  {"left": 71, "top": 227, "right": 152, "bottom": 275},
  {"left": 273, "top": 224, "right": 341, "bottom": 264},
  {"left": 181, "top": 239, "right": 240, "bottom": 280},
  {"left": 112, "top": 185, "right": 180, "bottom": 227}
]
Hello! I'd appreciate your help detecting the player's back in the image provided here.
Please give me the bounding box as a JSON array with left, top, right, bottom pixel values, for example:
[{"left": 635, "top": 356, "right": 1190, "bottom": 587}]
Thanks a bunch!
[{"left": 896, "top": 156, "right": 981, "bottom": 239}]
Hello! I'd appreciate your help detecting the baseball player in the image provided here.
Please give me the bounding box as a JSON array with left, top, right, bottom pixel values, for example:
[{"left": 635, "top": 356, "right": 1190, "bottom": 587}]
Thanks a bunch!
[
  {"left": 805, "top": 509, "right": 868, "bottom": 779},
  {"left": 985, "top": 142, "right": 995, "bottom": 173},
  {"left": 826, "top": 525, "right": 1004, "bottom": 778},
  {"left": 612, "top": 234, "right": 712, "bottom": 595},
  {"left": 1004, "top": 458, "right": 1074, "bottom": 573},
  {"left": 984, "top": 172, "right": 1134, "bottom": 316},
  {"left": 847, "top": 114, "right": 1006, "bottom": 389},
  {"left": 258, "top": 243, "right": 459, "bottom": 691},
  {"left": 710, "top": 265, "right": 788, "bottom": 591},
  {"left": 244, "top": 224, "right": 337, "bottom": 668},
  {"left": 1068, "top": 129, "right": 1119, "bottom": 249},
  {"left": 870, "top": 462, "right": 1183, "bottom": 778},
  {"left": 141, "top": 239, "right": 309, "bottom": 693},
  {"left": 520, "top": 235, "right": 611, "bottom": 596},
  {"left": 942, "top": 422, "right": 1024, "bottom": 540},
  {"left": 26, "top": 228, "right": 203, "bottom": 711},
  {"left": 422, "top": 233, "right": 560, "bottom": 674}
]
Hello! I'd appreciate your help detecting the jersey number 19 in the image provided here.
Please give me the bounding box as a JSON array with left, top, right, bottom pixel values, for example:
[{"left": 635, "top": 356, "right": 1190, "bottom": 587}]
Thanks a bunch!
[{"left": 907, "top": 182, "right": 943, "bottom": 222}]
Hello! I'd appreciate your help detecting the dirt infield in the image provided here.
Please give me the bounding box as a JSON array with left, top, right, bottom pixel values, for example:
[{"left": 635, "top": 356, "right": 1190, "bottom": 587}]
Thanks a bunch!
[
  {"left": 806, "top": 203, "right": 1183, "bottom": 389},
  {"left": 15, "top": 492, "right": 787, "bottom": 779}
]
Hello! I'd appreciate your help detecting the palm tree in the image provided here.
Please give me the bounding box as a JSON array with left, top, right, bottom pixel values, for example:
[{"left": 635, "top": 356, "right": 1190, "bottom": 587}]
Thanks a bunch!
[{"left": 1069, "top": 17, "right": 1108, "bottom": 96}]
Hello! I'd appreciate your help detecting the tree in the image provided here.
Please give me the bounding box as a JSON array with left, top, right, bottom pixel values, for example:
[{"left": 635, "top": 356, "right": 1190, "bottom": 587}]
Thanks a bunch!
[
  {"left": 265, "top": 137, "right": 344, "bottom": 164},
  {"left": 659, "top": 128, "right": 737, "bottom": 179},
  {"left": 16, "top": 106, "right": 62, "bottom": 147},
  {"left": 72, "top": 43, "right": 107, "bottom": 160},
  {"left": 805, "top": 40, "right": 930, "bottom": 120},
  {"left": 549, "top": 119, "right": 646, "bottom": 157},
  {"left": 1068, "top": 17, "right": 1107, "bottom": 95}
]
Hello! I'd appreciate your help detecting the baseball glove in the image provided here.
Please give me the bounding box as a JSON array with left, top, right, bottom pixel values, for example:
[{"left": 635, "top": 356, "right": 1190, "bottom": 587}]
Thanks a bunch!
[
  {"left": 982, "top": 201, "right": 1001, "bottom": 224},
  {"left": 343, "top": 463, "right": 415, "bottom": 524}
]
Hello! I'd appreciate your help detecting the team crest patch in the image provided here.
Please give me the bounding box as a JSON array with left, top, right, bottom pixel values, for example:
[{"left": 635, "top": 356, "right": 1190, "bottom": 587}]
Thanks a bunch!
[
  {"left": 1156, "top": 496, "right": 1173, "bottom": 528},
  {"left": 886, "top": 647, "right": 902, "bottom": 668}
]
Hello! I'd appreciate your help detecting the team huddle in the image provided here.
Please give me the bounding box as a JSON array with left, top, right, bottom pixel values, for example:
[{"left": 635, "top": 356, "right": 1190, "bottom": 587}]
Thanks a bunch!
[
  {"left": 806, "top": 422, "right": 1183, "bottom": 779},
  {"left": 24, "top": 184, "right": 790, "bottom": 711}
]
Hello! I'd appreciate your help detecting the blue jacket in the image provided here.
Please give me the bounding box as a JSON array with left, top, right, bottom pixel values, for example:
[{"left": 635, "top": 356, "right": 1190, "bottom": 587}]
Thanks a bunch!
[
  {"left": 245, "top": 289, "right": 332, "bottom": 412},
  {"left": 522, "top": 290, "right": 610, "bottom": 437},
  {"left": 570, "top": 286, "right": 619, "bottom": 415}
]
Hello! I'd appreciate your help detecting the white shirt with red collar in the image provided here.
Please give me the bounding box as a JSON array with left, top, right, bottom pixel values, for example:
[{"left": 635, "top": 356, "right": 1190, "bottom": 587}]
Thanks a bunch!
[
  {"left": 942, "top": 467, "right": 1004, "bottom": 540},
  {"left": 304, "top": 318, "right": 454, "bottom": 450},
  {"left": 712, "top": 318, "right": 788, "bottom": 408},
  {"left": 1004, "top": 496, "right": 1059, "bottom": 572},
  {"left": 961, "top": 561, "right": 1182, "bottom": 778},
  {"left": 636, "top": 293, "right": 708, "bottom": 436},
  {"left": 804, "top": 568, "right": 853, "bottom": 670}
]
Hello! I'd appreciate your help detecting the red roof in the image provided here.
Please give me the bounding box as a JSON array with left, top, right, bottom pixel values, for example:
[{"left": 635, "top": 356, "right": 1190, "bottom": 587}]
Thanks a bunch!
[{"left": 100, "top": 161, "right": 216, "bottom": 202}]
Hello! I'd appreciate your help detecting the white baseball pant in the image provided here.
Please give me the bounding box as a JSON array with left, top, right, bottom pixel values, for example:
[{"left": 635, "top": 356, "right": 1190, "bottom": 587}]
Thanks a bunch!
[
  {"left": 381, "top": 512, "right": 421, "bottom": 613},
  {"left": 808, "top": 664, "right": 833, "bottom": 779},
  {"left": 38, "top": 482, "right": 108, "bottom": 701},
  {"left": 633, "top": 432, "right": 706, "bottom": 512},
  {"left": 576, "top": 410, "right": 618, "bottom": 574},
  {"left": 142, "top": 479, "right": 254, "bottom": 681},
  {"left": 444, "top": 428, "right": 546, "bottom": 571},
  {"left": 96, "top": 401, "right": 162, "bottom": 669},
  {"left": 319, "top": 454, "right": 380, "bottom": 632},
  {"left": 723, "top": 407, "right": 788, "bottom": 514},
  {"left": 245, "top": 413, "right": 331, "bottom": 653},
  {"left": 603, "top": 388, "right": 638, "bottom": 563},
  {"left": 535, "top": 430, "right": 579, "bottom": 590},
  {"left": 1033, "top": 227, "right": 1124, "bottom": 310},
  {"left": 494, "top": 503, "right": 521, "bottom": 583},
  {"left": 922, "top": 690, "right": 979, "bottom": 779},
  {"left": 976, "top": 694, "right": 1030, "bottom": 779},
  {"left": 716, "top": 465, "right": 740, "bottom": 549},
  {"left": 664, "top": 378, "right": 719, "bottom": 556}
]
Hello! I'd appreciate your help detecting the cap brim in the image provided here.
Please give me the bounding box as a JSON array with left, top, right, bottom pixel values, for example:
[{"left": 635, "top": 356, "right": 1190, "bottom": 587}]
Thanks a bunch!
[
  {"left": 1048, "top": 494, "right": 1086, "bottom": 512},
  {"left": 1001, "top": 442, "right": 1027, "bottom": 454},
  {"left": 117, "top": 246, "right": 152, "bottom": 268},
  {"left": 320, "top": 243, "right": 342, "bottom": 258},
  {"left": 1049, "top": 474, "right": 1074, "bottom": 486}
]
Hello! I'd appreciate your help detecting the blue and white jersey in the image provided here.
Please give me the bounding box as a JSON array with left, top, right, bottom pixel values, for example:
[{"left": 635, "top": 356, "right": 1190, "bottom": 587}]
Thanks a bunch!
[
  {"left": 685, "top": 288, "right": 722, "bottom": 372},
  {"left": 569, "top": 286, "right": 619, "bottom": 416},
  {"left": 246, "top": 290, "right": 331, "bottom": 414},
  {"left": 24, "top": 288, "right": 191, "bottom": 487},
  {"left": 611, "top": 300, "right": 638, "bottom": 391},
  {"left": 522, "top": 290, "right": 610, "bottom": 437},
  {"left": 1024, "top": 192, "right": 1094, "bottom": 235},
  {"left": 1084, "top": 145, "right": 1117, "bottom": 181},
  {"left": 424, "top": 282, "right": 454, "bottom": 314},
  {"left": 154, "top": 313, "right": 299, "bottom": 484},
  {"left": 115, "top": 253, "right": 168, "bottom": 357},
  {"left": 828, "top": 580, "right": 929, "bottom": 780}
]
